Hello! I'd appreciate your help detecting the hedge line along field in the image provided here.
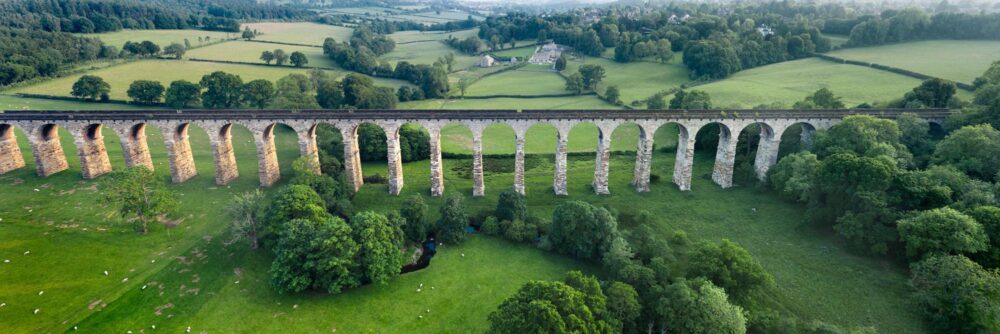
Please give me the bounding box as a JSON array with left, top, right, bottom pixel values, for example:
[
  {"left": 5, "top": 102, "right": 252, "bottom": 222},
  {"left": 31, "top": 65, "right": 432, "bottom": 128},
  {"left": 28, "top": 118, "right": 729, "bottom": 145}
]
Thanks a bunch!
[
  {"left": 0, "top": 94, "right": 155, "bottom": 110},
  {"left": 241, "top": 22, "right": 353, "bottom": 45},
  {"left": 9, "top": 59, "right": 413, "bottom": 101},
  {"left": 185, "top": 40, "right": 337, "bottom": 68},
  {"left": 687, "top": 57, "right": 936, "bottom": 108},
  {"left": 380, "top": 40, "right": 479, "bottom": 68},
  {"left": 79, "top": 29, "right": 236, "bottom": 48},
  {"left": 826, "top": 40, "right": 1000, "bottom": 84},
  {"left": 0, "top": 118, "right": 927, "bottom": 333},
  {"left": 564, "top": 54, "right": 690, "bottom": 105}
]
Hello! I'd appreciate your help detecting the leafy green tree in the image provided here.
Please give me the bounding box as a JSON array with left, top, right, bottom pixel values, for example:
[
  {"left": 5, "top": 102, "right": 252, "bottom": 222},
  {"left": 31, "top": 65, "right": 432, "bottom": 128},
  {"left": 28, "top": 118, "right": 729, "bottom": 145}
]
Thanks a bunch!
[
  {"left": 400, "top": 194, "right": 431, "bottom": 242},
  {"left": 604, "top": 85, "right": 621, "bottom": 105},
  {"left": 646, "top": 93, "right": 666, "bottom": 109},
  {"left": 265, "top": 184, "right": 328, "bottom": 240},
  {"left": 260, "top": 50, "right": 275, "bottom": 64},
  {"left": 687, "top": 239, "right": 774, "bottom": 301},
  {"left": 793, "top": 88, "right": 845, "bottom": 109},
  {"left": 811, "top": 153, "right": 900, "bottom": 254},
  {"left": 670, "top": 90, "right": 712, "bottom": 109},
  {"left": 398, "top": 124, "right": 429, "bottom": 162},
  {"left": 554, "top": 54, "right": 567, "bottom": 71},
  {"left": 289, "top": 51, "right": 308, "bottom": 67},
  {"left": 932, "top": 124, "right": 1000, "bottom": 181},
  {"left": 273, "top": 49, "right": 288, "bottom": 65},
  {"left": 910, "top": 255, "right": 1000, "bottom": 333},
  {"left": 968, "top": 206, "right": 1000, "bottom": 268},
  {"left": 550, "top": 201, "right": 622, "bottom": 261},
  {"left": 813, "top": 115, "right": 913, "bottom": 166},
  {"left": 163, "top": 43, "right": 185, "bottom": 59},
  {"left": 100, "top": 167, "right": 178, "bottom": 234},
  {"left": 241, "top": 28, "right": 255, "bottom": 41},
  {"left": 242, "top": 79, "right": 275, "bottom": 109},
  {"left": 496, "top": 188, "right": 527, "bottom": 222},
  {"left": 164, "top": 80, "right": 201, "bottom": 108},
  {"left": 316, "top": 78, "right": 344, "bottom": 108},
  {"left": 657, "top": 278, "right": 747, "bottom": 334},
  {"left": 898, "top": 208, "right": 988, "bottom": 260},
  {"left": 350, "top": 211, "right": 405, "bottom": 285},
  {"left": 683, "top": 40, "right": 741, "bottom": 79},
  {"left": 270, "top": 216, "right": 359, "bottom": 294},
  {"left": 578, "top": 64, "right": 606, "bottom": 89},
  {"left": 200, "top": 71, "right": 244, "bottom": 108},
  {"left": 227, "top": 189, "right": 266, "bottom": 249},
  {"left": 71, "top": 75, "right": 110, "bottom": 100},
  {"left": 488, "top": 273, "right": 612, "bottom": 334},
  {"left": 605, "top": 281, "right": 641, "bottom": 333},
  {"left": 565, "top": 72, "right": 584, "bottom": 95},
  {"left": 903, "top": 78, "right": 957, "bottom": 108},
  {"left": 896, "top": 112, "right": 935, "bottom": 167},
  {"left": 457, "top": 78, "right": 470, "bottom": 97},
  {"left": 437, "top": 192, "right": 469, "bottom": 244},
  {"left": 126, "top": 80, "right": 164, "bottom": 104},
  {"left": 271, "top": 74, "right": 320, "bottom": 109},
  {"left": 768, "top": 151, "right": 820, "bottom": 202}
]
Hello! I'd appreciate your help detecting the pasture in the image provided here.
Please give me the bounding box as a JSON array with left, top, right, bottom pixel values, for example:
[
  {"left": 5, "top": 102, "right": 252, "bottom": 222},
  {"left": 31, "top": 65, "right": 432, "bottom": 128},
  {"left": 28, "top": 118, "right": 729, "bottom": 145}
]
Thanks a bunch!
[
  {"left": 564, "top": 55, "right": 690, "bottom": 104},
  {"left": 79, "top": 29, "right": 235, "bottom": 48},
  {"left": 400, "top": 95, "right": 617, "bottom": 110},
  {"left": 241, "top": 22, "right": 353, "bottom": 45},
  {"left": 10, "top": 60, "right": 411, "bottom": 101},
  {"left": 826, "top": 40, "right": 1000, "bottom": 84},
  {"left": 0, "top": 113, "right": 928, "bottom": 333},
  {"left": 688, "top": 58, "right": 932, "bottom": 108},
  {"left": 388, "top": 28, "right": 477, "bottom": 43},
  {"left": 185, "top": 41, "right": 337, "bottom": 68},
  {"left": 380, "top": 41, "right": 479, "bottom": 68},
  {"left": 463, "top": 67, "right": 568, "bottom": 97}
]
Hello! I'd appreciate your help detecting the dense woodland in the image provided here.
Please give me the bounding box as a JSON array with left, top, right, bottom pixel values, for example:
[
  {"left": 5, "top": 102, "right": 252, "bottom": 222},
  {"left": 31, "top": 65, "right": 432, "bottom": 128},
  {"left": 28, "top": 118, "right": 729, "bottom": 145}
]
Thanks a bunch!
[{"left": 0, "top": 28, "right": 109, "bottom": 86}]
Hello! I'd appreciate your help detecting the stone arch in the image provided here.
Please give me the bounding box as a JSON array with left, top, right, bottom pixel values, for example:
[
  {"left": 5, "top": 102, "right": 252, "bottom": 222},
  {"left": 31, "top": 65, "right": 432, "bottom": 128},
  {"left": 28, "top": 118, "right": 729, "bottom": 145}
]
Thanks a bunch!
[
  {"left": 39, "top": 123, "right": 59, "bottom": 142},
  {"left": 928, "top": 120, "right": 946, "bottom": 140},
  {"left": 0, "top": 123, "right": 26, "bottom": 174},
  {"left": 249, "top": 121, "right": 300, "bottom": 187},
  {"left": 607, "top": 121, "right": 644, "bottom": 187},
  {"left": 562, "top": 121, "right": 600, "bottom": 192},
  {"left": 730, "top": 122, "right": 777, "bottom": 186},
  {"left": 130, "top": 123, "right": 146, "bottom": 141},
  {"left": 778, "top": 122, "right": 818, "bottom": 159}
]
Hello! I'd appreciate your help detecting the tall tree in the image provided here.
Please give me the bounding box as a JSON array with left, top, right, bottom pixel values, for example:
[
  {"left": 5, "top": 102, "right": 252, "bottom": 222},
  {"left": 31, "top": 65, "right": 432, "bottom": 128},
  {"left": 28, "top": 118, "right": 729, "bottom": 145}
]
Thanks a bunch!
[
  {"left": 273, "top": 49, "right": 289, "bottom": 66},
  {"left": 898, "top": 208, "right": 988, "bottom": 260},
  {"left": 350, "top": 211, "right": 405, "bottom": 285},
  {"left": 227, "top": 189, "right": 266, "bottom": 249},
  {"left": 71, "top": 75, "right": 110, "bottom": 100},
  {"left": 164, "top": 80, "right": 201, "bottom": 108},
  {"left": 163, "top": 43, "right": 185, "bottom": 59},
  {"left": 437, "top": 192, "right": 469, "bottom": 244},
  {"left": 242, "top": 79, "right": 275, "bottom": 109},
  {"left": 126, "top": 80, "right": 164, "bottom": 104},
  {"left": 200, "top": 71, "right": 244, "bottom": 108},
  {"left": 260, "top": 50, "right": 275, "bottom": 64},
  {"left": 270, "top": 216, "right": 359, "bottom": 294},
  {"left": 289, "top": 51, "right": 308, "bottom": 67},
  {"left": 100, "top": 167, "right": 178, "bottom": 234}
]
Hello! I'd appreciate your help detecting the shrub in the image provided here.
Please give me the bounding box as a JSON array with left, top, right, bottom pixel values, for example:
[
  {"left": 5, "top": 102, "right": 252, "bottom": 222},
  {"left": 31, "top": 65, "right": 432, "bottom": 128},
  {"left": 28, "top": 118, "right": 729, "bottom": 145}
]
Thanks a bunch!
[
  {"left": 437, "top": 192, "right": 469, "bottom": 244},
  {"left": 496, "top": 188, "right": 528, "bottom": 221},
  {"left": 481, "top": 216, "right": 501, "bottom": 236},
  {"left": 504, "top": 219, "right": 537, "bottom": 243}
]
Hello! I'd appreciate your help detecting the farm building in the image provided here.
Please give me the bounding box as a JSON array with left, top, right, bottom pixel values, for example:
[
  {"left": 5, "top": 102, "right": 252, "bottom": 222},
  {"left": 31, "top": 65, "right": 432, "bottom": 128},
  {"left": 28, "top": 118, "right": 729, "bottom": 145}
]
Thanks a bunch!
[
  {"left": 529, "top": 43, "right": 565, "bottom": 65},
  {"left": 476, "top": 55, "right": 496, "bottom": 67}
]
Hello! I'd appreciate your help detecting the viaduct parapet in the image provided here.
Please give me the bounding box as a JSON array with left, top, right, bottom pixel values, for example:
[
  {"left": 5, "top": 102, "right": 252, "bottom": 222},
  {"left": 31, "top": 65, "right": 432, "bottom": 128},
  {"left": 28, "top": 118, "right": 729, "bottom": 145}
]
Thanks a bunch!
[{"left": 0, "top": 109, "right": 950, "bottom": 196}]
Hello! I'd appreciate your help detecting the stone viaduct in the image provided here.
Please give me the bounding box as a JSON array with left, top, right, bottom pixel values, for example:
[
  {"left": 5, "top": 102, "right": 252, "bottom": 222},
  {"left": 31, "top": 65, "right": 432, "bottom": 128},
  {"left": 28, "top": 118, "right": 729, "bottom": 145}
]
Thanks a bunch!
[{"left": 0, "top": 109, "right": 949, "bottom": 196}]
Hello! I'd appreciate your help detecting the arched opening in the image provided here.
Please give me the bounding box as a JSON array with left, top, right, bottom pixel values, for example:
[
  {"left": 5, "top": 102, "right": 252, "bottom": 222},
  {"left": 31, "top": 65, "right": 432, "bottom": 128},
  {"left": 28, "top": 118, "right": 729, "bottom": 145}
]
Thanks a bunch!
[
  {"left": 650, "top": 123, "right": 683, "bottom": 185},
  {"left": 314, "top": 122, "right": 348, "bottom": 177},
  {"left": 483, "top": 122, "right": 518, "bottom": 191},
  {"left": 607, "top": 122, "right": 643, "bottom": 189},
  {"left": 438, "top": 123, "right": 474, "bottom": 194},
  {"left": 693, "top": 122, "right": 732, "bottom": 183},
  {"left": 355, "top": 122, "right": 389, "bottom": 187},
  {"left": 928, "top": 121, "right": 946, "bottom": 140},
  {"left": 566, "top": 122, "right": 599, "bottom": 192},
  {"left": 733, "top": 122, "right": 775, "bottom": 185},
  {"left": 777, "top": 122, "right": 817, "bottom": 159},
  {"left": 175, "top": 123, "right": 190, "bottom": 141},
  {"left": 397, "top": 122, "right": 432, "bottom": 194},
  {"left": 222, "top": 123, "right": 258, "bottom": 184},
  {"left": 85, "top": 124, "right": 101, "bottom": 141},
  {"left": 130, "top": 123, "right": 146, "bottom": 140},
  {"left": 264, "top": 122, "right": 301, "bottom": 180},
  {"left": 40, "top": 124, "right": 58, "bottom": 141},
  {"left": 524, "top": 122, "right": 559, "bottom": 193},
  {"left": 0, "top": 124, "right": 12, "bottom": 140}
]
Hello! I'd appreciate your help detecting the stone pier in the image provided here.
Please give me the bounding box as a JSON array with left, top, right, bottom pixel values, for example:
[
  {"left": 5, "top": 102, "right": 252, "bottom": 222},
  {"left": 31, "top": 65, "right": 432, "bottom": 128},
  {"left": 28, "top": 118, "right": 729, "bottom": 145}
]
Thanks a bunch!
[
  {"left": 471, "top": 127, "right": 485, "bottom": 197},
  {"left": 297, "top": 125, "right": 321, "bottom": 175},
  {"left": 754, "top": 127, "right": 783, "bottom": 180},
  {"left": 513, "top": 131, "right": 526, "bottom": 195},
  {"left": 340, "top": 126, "right": 364, "bottom": 192},
  {"left": 71, "top": 124, "right": 112, "bottom": 179},
  {"left": 113, "top": 123, "right": 154, "bottom": 170},
  {"left": 27, "top": 124, "right": 69, "bottom": 177},
  {"left": 711, "top": 124, "right": 739, "bottom": 188},
  {"left": 204, "top": 123, "right": 239, "bottom": 185},
  {"left": 428, "top": 125, "right": 444, "bottom": 197},
  {"left": 0, "top": 124, "right": 25, "bottom": 174},
  {"left": 251, "top": 124, "right": 280, "bottom": 187},
  {"left": 384, "top": 124, "right": 404, "bottom": 195},
  {"left": 157, "top": 122, "right": 197, "bottom": 183},
  {"left": 553, "top": 128, "right": 569, "bottom": 196},
  {"left": 632, "top": 125, "right": 654, "bottom": 192},
  {"left": 592, "top": 124, "right": 613, "bottom": 195},
  {"left": 673, "top": 126, "right": 696, "bottom": 191}
]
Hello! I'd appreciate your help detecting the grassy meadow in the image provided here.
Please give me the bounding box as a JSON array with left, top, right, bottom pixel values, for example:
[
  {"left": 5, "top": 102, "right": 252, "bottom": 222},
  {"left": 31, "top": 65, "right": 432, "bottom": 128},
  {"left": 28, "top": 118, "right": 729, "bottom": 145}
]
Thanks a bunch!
[
  {"left": 241, "top": 22, "right": 353, "bottom": 45},
  {"left": 463, "top": 67, "right": 568, "bottom": 97},
  {"left": 400, "top": 95, "right": 617, "bottom": 110},
  {"left": 80, "top": 29, "right": 235, "bottom": 48},
  {"left": 826, "top": 40, "right": 1000, "bottom": 84},
  {"left": 389, "top": 28, "right": 478, "bottom": 43},
  {"left": 185, "top": 41, "right": 337, "bottom": 68},
  {"left": 380, "top": 40, "right": 479, "bottom": 68},
  {"left": 564, "top": 54, "right": 690, "bottom": 104}
]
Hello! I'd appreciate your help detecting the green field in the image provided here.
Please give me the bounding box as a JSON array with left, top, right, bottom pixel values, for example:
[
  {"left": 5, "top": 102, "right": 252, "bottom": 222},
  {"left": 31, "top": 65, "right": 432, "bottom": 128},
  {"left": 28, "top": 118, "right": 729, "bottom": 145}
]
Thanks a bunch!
[
  {"left": 689, "top": 58, "right": 933, "bottom": 108},
  {"left": 79, "top": 29, "right": 235, "bottom": 48},
  {"left": 492, "top": 45, "right": 537, "bottom": 61},
  {"left": 565, "top": 54, "right": 690, "bottom": 104},
  {"left": 10, "top": 60, "right": 411, "bottom": 101},
  {"left": 0, "top": 117, "right": 927, "bottom": 333},
  {"left": 464, "top": 67, "right": 568, "bottom": 97},
  {"left": 380, "top": 40, "right": 479, "bottom": 68},
  {"left": 242, "top": 22, "right": 353, "bottom": 45},
  {"left": 401, "top": 95, "right": 617, "bottom": 110},
  {"left": 437, "top": 122, "right": 678, "bottom": 155},
  {"left": 389, "top": 28, "right": 477, "bottom": 43},
  {"left": 185, "top": 41, "right": 337, "bottom": 68},
  {"left": 0, "top": 94, "right": 154, "bottom": 111},
  {"left": 826, "top": 40, "right": 1000, "bottom": 84}
]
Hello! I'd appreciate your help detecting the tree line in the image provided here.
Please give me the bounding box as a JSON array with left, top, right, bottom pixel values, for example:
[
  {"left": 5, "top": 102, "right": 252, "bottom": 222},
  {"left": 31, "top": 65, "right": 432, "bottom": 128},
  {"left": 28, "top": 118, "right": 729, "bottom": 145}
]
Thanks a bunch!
[
  {"left": 846, "top": 9, "right": 1000, "bottom": 47},
  {"left": 323, "top": 33, "right": 450, "bottom": 99},
  {"left": 0, "top": 27, "right": 109, "bottom": 86},
  {"left": 761, "top": 63, "right": 1000, "bottom": 333}
]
